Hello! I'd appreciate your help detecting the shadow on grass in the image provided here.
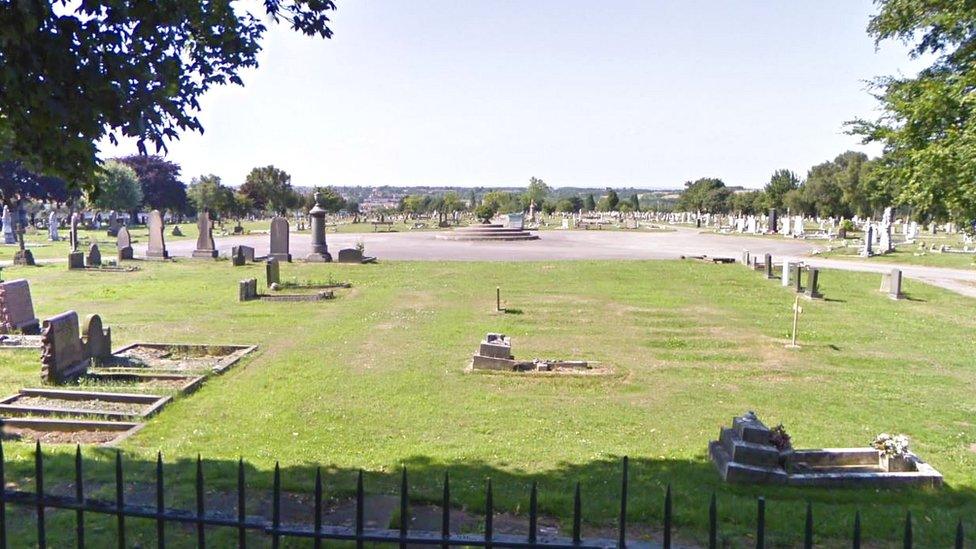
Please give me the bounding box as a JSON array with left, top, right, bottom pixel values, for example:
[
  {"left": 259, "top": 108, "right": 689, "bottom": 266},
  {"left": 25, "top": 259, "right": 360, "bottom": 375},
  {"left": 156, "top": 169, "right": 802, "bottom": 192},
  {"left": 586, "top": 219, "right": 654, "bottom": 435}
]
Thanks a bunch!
[{"left": 2, "top": 445, "right": 974, "bottom": 547}]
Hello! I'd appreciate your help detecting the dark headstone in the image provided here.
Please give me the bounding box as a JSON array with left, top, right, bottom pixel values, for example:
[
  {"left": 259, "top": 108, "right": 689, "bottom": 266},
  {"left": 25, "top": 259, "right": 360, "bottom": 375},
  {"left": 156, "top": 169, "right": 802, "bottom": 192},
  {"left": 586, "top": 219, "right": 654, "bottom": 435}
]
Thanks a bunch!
[
  {"left": 40, "top": 311, "right": 89, "bottom": 383},
  {"left": 147, "top": 210, "right": 169, "bottom": 259},
  {"left": 69, "top": 212, "right": 80, "bottom": 252},
  {"left": 106, "top": 211, "right": 120, "bottom": 237},
  {"left": 764, "top": 253, "right": 774, "bottom": 279},
  {"left": 792, "top": 264, "right": 803, "bottom": 293},
  {"left": 232, "top": 245, "right": 255, "bottom": 263},
  {"left": 68, "top": 251, "right": 85, "bottom": 270},
  {"left": 86, "top": 243, "right": 102, "bottom": 267},
  {"left": 232, "top": 246, "right": 246, "bottom": 267},
  {"left": 337, "top": 248, "right": 364, "bottom": 264},
  {"left": 192, "top": 210, "right": 218, "bottom": 258},
  {"left": 805, "top": 268, "right": 822, "bottom": 299},
  {"left": 266, "top": 258, "right": 280, "bottom": 287},
  {"left": 82, "top": 314, "right": 112, "bottom": 363},
  {"left": 768, "top": 209, "right": 778, "bottom": 234},
  {"left": 239, "top": 278, "right": 258, "bottom": 302},
  {"left": 269, "top": 217, "right": 292, "bottom": 262}
]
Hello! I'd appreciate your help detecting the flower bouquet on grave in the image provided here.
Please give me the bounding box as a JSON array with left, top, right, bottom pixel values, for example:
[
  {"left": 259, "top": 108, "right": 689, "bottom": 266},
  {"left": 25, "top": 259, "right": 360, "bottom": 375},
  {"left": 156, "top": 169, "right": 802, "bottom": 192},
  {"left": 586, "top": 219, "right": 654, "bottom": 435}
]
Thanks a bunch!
[{"left": 872, "top": 433, "right": 914, "bottom": 472}]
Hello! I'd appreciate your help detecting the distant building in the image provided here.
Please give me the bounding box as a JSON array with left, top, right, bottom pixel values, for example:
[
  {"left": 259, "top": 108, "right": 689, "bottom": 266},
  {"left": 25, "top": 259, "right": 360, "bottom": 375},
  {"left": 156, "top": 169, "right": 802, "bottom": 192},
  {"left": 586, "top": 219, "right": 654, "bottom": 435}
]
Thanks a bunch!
[{"left": 359, "top": 189, "right": 403, "bottom": 213}]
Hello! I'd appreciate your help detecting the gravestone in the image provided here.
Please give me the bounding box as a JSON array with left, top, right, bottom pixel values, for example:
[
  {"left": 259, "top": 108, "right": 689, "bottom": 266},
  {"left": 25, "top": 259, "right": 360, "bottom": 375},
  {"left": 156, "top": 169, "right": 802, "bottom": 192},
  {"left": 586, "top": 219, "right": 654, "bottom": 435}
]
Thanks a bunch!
[
  {"left": 107, "top": 211, "right": 120, "bottom": 237},
  {"left": 792, "top": 264, "right": 803, "bottom": 293},
  {"left": 146, "top": 210, "right": 169, "bottom": 259},
  {"left": 69, "top": 212, "right": 80, "bottom": 252},
  {"left": 266, "top": 258, "right": 280, "bottom": 287},
  {"left": 337, "top": 248, "right": 364, "bottom": 264},
  {"left": 40, "top": 311, "right": 89, "bottom": 383},
  {"left": 82, "top": 314, "right": 112, "bottom": 363},
  {"left": 805, "top": 268, "right": 822, "bottom": 299},
  {"left": 117, "top": 226, "right": 133, "bottom": 260},
  {"left": 860, "top": 225, "right": 874, "bottom": 257},
  {"left": 232, "top": 246, "right": 246, "bottom": 266},
  {"left": 781, "top": 260, "right": 791, "bottom": 287},
  {"left": 68, "top": 251, "right": 85, "bottom": 269},
  {"left": 887, "top": 268, "right": 904, "bottom": 300},
  {"left": 192, "top": 210, "right": 219, "bottom": 258},
  {"left": 768, "top": 209, "right": 778, "bottom": 234},
  {"left": 48, "top": 211, "right": 60, "bottom": 241},
  {"left": 239, "top": 278, "right": 259, "bottom": 302},
  {"left": 0, "top": 279, "right": 40, "bottom": 334},
  {"left": 86, "top": 243, "right": 102, "bottom": 267},
  {"left": 1, "top": 206, "right": 14, "bottom": 244},
  {"left": 305, "top": 194, "right": 332, "bottom": 262},
  {"left": 232, "top": 245, "right": 255, "bottom": 263},
  {"left": 764, "top": 253, "right": 774, "bottom": 279},
  {"left": 269, "top": 217, "right": 292, "bottom": 262}
]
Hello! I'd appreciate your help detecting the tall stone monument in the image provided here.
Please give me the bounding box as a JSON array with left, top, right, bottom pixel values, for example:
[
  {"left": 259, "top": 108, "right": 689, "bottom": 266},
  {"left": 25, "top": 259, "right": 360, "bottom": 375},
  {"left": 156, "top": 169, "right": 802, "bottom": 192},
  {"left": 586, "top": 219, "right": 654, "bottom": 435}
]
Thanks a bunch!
[
  {"left": 192, "top": 209, "right": 218, "bottom": 258},
  {"left": 146, "top": 210, "right": 169, "bottom": 259},
  {"left": 269, "top": 217, "right": 292, "bottom": 262},
  {"left": 305, "top": 193, "right": 332, "bottom": 262},
  {"left": 106, "top": 211, "right": 120, "bottom": 237}
]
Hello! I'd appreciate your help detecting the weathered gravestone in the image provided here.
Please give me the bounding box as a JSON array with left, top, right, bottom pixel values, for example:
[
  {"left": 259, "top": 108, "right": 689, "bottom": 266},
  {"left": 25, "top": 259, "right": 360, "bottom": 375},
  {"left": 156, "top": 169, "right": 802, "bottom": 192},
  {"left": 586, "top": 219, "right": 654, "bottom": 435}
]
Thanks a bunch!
[
  {"left": 69, "top": 212, "right": 80, "bottom": 252},
  {"left": 269, "top": 217, "right": 292, "bottom": 262},
  {"left": 781, "top": 260, "right": 791, "bottom": 287},
  {"left": 192, "top": 210, "right": 219, "bottom": 258},
  {"left": 860, "top": 225, "right": 874, "bottom": 257},
  {"left": 764, "top": 253, "right": 774, "bottom": 279},
  {"left": 86, "top": 243, "right": 102, "bottom": 267},
  {"left": 107, "top": 211, "right": 120, "bottom": 237},
  {"left": 40, "top": 311, "right": 89, "bottom": 383},
  {"left": 805, "top": 268, "right": 822, "bottom": 299},
  {"left": 116, "top": 226, "right": 133, "bottom": 260},
  {"left": 232, "top": 245, "right": 255, "bottom": 264},
  {"left": 880, "top": 268, "right": 904, "bottom": 300},
  {"left": 238, "top": 278, "right": 259, "bottom": 302},
  {"left": 0, "top": 279, "right": 40, "bottom": 334},
  {"left": 82, "top": 313, "right": 112, "bottom": 364},
  {"left": 266, "top": 258, "right": 280, "bottom": 287},
  {"left": 792, "top": 264, "right": 803, "bottom": 293},
  {"left": 337, "top": 248, "right": 364, "bottom": 264},
  {"left": 232, "top": 246, "right": 246, "bottom": 267},
  {"left": 146, "top": 210, "right": 169, "bottom": 259}
]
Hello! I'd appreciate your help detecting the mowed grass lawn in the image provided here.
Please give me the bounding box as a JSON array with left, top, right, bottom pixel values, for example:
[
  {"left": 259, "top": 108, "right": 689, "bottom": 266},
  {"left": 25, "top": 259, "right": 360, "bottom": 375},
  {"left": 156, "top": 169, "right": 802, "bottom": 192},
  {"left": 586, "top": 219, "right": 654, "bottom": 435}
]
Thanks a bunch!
[{"left": 0, "top": 259, "right": 975, "bottom": 546}]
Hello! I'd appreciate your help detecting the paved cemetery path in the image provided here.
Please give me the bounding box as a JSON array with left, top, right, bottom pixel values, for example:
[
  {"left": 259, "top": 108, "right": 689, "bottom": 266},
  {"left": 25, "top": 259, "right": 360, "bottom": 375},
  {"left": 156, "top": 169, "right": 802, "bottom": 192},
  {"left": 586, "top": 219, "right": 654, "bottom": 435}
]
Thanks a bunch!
[{"left": 131, "top": 227, "right": 976, "bottom": 297}]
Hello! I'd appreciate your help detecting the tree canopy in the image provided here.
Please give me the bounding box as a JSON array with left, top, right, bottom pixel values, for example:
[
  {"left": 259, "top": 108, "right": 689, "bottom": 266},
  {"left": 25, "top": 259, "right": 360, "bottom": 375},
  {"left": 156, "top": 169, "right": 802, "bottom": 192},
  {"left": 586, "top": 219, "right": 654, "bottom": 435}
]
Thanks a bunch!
[
  {"left": 0, "top": 1, "right": 336, "bottom": 192},
  {"left": 240, "top": 165, "right": 298, "bottom": 214},
  {"left": 850, "top": 0, "right": 976, "bottom": 225},
  {"left": 90, "top": 161, "right": 143, "bottom": 212},
  {"left": 677, "top": 178, "right": 731, "bottom": 213},
  {"left": 118, "top": 155, "right": 188, "bottom": 214}
]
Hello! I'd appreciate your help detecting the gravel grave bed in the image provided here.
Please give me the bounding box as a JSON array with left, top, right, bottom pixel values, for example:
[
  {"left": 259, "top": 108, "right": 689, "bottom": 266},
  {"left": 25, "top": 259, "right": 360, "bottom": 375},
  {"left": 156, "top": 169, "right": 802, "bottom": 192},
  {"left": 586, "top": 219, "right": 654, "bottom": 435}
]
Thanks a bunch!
[{"left": 13, "top": 396, "right": 148, "bottom": 415}]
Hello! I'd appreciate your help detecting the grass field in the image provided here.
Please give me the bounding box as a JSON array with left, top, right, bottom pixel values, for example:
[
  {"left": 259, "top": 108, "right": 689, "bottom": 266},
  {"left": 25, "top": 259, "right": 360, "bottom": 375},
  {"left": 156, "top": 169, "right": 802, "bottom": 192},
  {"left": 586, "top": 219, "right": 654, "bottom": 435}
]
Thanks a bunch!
[
  {"left": 0, "top": 259, "right": 974, "bottom": 546},
  {"left": 817, "top": 238, "right": 976, "bottom": 270}
]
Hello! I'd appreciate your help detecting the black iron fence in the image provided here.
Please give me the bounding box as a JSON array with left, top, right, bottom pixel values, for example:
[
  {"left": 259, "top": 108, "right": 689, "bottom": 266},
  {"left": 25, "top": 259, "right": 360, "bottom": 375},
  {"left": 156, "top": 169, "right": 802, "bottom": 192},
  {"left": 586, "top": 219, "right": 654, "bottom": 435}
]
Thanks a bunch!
[{"left": 0, "top": 442, "right": 967, "bottom": 548}]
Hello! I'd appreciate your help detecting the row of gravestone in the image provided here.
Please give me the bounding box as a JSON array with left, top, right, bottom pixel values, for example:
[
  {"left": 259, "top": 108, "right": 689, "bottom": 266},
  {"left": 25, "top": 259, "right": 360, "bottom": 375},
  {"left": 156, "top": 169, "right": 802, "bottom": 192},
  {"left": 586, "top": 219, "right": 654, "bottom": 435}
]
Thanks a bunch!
[{"left": 742, "top": 251, "right": 904, "bottom": 300}]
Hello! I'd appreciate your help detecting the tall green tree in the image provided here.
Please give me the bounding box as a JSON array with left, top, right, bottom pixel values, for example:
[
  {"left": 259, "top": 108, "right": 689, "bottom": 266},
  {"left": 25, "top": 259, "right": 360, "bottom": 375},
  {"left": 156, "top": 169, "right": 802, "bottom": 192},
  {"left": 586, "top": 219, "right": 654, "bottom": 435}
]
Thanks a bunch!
[
  {"left": 677, "top": 178, "right": 731, "bottom": 213},
  {"left": 0, "top": 1, "right": 336, "bottom": 193},
  {"left": 188, "top": 174, "right": 233, "bottom": 216},
  {"left": 240, "top": 166, "right": 296, "bottom": 214},
  {"left": 522, "top": 177, "right": 550, "bottom": 209},
  {"left": 850, "top": 0, "right": 976, "bottom": 224},
  {"left": 584, "top": 194, "right": 596, "bottom": 212},
  {"left": 629, "top": 193, "right": 640, "bottom": 212},
  {"left": 118, "top": 155, "right": 188, "bottom": 215},
  {"left": 90, "top": 161, "right": 143, "bottom": 212},
  {"left": 764, "top": 169, "right": 800, "bottom": 210}
]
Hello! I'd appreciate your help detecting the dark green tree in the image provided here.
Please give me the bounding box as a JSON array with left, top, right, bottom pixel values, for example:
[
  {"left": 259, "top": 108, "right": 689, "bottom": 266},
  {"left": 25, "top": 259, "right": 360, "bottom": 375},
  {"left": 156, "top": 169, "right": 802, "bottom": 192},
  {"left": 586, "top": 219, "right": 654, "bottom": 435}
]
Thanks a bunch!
[
  {"left": 764, "top": 169, "right": 800, "bottom": 210},
  {"left": 240, "top": 166, "right": 296, "bottom": 214},
  {"left": 117, "top": 155, "right": 187, "bottom": 215},
  {"left": 584, "top": 194, "right": 596, "bottom": 212},
  {"left": 629, "top": 193, "right": 640, "bottom": 212},
  {"left": 0, "top": 1, "right": 335, "bottom": 193},
  {"left": 677, "top": 178, "right": 731, "bottom": 213}
]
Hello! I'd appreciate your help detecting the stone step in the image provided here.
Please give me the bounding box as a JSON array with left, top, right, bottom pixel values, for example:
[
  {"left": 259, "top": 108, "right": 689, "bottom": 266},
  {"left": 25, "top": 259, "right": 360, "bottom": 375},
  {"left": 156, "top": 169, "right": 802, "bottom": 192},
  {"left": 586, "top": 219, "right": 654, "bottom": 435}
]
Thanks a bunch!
[{"left": 719, "top": 428, "right": 780, "bottom": 468}]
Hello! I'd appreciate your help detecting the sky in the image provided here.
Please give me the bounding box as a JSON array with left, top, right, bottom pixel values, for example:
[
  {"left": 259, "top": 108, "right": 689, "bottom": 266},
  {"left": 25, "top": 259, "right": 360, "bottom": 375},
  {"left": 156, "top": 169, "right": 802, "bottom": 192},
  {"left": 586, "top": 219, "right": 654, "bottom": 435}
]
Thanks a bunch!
[{"left": 102, "top": 1, "right": 929, "bottom": 190}]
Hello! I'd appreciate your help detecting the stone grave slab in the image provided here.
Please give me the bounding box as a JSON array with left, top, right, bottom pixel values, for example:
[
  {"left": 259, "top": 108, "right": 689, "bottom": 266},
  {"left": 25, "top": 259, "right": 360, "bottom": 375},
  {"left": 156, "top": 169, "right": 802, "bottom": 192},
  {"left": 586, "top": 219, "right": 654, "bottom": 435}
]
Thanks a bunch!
[{"left": 0, "top": 279, "right": 40, "bottom": 334}]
